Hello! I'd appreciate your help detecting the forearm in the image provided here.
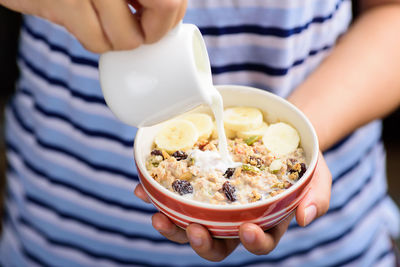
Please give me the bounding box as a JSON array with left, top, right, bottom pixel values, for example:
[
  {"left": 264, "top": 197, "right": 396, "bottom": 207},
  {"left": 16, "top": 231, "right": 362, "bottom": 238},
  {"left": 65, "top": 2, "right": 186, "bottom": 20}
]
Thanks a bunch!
[{"left": 288, "top": 4, "right": 400, "bottom": 151}]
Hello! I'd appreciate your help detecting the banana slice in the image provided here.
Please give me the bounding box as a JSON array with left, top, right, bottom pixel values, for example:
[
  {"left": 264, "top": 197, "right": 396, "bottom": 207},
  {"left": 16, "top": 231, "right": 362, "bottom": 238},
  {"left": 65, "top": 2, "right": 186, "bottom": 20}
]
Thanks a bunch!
[
  {"left": 155, "top": 119, "right": 199, "bottom": 153},
  {"left": 180, "top": 113, "right": 213, "bottom": 140},
  {"left": 262, "top": 122, "right": 300, "bottom": 156},
  {"left": 211, "top": 121, "right": 236, "bottom": 139},
  {"left": 223, "top": 107, "right": 263, "bottom": 132},
  {"left": 237, "top": 122, "right": 269, "bottom": 139}
]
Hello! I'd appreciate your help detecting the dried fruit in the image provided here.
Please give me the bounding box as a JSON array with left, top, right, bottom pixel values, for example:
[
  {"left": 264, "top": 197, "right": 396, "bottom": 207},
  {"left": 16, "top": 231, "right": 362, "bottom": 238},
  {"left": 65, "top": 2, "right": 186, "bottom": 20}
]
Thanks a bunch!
[
  {"left": 299, "top": 163, "right": 307, "bottom": 178},
  {"left": 151, "top": 149, "right": 164, "bottom": 158},
  {"left": 222, "top": 181, "right": 236, "bottom": 202},
  {"left": 242, "top": 164, "right": 260, "bottom": 173},
  {"left": 245, "top": 135, "right": 259, "bottom": 146},
  {"left": 172, "top": 150, "right": 188, "bottom": 161},
  {"left": 223, "top": 168, "right": 236, "bottom": 179},
  {"left": 172, "top": 180, "right": 193, "bottom": 195}
]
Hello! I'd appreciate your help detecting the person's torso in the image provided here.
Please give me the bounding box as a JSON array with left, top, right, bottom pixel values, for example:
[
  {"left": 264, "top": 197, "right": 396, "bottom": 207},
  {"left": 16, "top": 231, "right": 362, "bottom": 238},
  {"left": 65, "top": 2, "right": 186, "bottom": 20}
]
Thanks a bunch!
[{"left": 1, "top": 1, "right": 399, "bottom": 266}]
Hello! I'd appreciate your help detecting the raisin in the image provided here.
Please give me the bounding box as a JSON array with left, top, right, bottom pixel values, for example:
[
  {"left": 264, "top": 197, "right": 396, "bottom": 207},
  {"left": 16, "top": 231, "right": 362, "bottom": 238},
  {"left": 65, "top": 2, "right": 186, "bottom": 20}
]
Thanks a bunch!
[
  {"left": 222, "top": 181, "right": 236, "bottom": 202},
  {"left": 171, "top": 150, "right": 188, "bottom": 161},
  {"left": 299, "top": 163, "right": 307, "bottom": 178},
  {"left": 172, "top": 180, "right": 193, "bottom": 195},
  {"left": 151, "top": 149, "right": 164, "bottom": 159},
  {"left": 223, "top": 168, "right": 235, "bottom": 179}
]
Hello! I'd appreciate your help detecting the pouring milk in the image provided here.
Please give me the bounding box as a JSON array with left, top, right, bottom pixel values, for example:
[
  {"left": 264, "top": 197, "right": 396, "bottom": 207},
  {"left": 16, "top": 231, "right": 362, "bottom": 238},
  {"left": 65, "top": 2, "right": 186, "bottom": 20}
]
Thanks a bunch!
[{"left": 99, "top": 23, "right": 233, "bottom": 164}]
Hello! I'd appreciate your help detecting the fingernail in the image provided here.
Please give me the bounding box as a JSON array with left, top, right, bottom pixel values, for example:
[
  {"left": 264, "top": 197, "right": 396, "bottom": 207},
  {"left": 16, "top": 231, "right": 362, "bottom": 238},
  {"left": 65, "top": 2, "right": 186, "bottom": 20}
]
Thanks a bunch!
[
  {"left": 243, "top": 229, "right": 256, "bottom": 244},
  {"left": 190, "top": 235, "right": 203, "bottom": 247},
  {"left": 304, "top": 205, "right": 317, "bottom": 226}
]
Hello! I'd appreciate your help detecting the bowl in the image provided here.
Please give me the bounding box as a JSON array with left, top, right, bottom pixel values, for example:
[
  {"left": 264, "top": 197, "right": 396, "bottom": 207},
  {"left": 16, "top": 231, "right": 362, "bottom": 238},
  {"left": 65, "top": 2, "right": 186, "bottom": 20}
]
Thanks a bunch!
[{"left": 134, "top": 85, "right": 319, "bottom": 238}]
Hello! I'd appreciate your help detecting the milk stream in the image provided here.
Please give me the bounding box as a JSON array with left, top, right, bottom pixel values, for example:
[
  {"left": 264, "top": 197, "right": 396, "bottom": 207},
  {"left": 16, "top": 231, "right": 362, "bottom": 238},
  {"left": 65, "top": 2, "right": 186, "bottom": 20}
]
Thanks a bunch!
[
  {"left": 192, "top": 32, "right": 236, "bottom": 166},
  {"left": 190, "top": 87, "right": 239, "bottom": 171},
  {"left": 210, "top": 91, "right": 231, "bottom": 164}
]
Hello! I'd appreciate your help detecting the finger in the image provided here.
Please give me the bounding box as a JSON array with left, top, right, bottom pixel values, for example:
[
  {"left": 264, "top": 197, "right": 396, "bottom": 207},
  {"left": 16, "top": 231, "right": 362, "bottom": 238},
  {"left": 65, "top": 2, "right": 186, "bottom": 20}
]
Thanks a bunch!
[
  {"left": 186, "top": 224, "right": 239, "bottom": 262},
  {"left": 239, "top": 213, "right": 294, "bottom": 255},
  {"left": 296, "top": 151, "right": 332, "bottom": 227},
  {"left": 58, "top": 0, "right": 111, "bottom": 53},
  {"left": 91, "top": 0, "right": 143, "bottom": 50},
  {"left": 174, "top": 0, "right": 187, "bottom": 26},
  {"left": 152, "top": 213, "right": 189, "bottom": 244},
  {"left": 137, "top": 0, "right": 186, "bottom": 43},
  {"left": 133, "top": 184, "right": 151, "bottom": 203}
]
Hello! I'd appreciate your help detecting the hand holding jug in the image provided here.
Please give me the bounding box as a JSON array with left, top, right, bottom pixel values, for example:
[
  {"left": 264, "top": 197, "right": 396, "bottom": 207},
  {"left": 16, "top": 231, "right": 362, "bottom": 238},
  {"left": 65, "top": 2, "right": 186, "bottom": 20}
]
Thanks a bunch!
[{"left": 99, "top": 23, "right": 217, "bottom": 127}]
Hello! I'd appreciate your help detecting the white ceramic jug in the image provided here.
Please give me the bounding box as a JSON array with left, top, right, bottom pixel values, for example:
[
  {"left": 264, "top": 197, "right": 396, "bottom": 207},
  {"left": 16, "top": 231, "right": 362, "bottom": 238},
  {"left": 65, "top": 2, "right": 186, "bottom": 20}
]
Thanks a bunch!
[{"left": 99, "top": 23, "right": 217, "bottom": 127}]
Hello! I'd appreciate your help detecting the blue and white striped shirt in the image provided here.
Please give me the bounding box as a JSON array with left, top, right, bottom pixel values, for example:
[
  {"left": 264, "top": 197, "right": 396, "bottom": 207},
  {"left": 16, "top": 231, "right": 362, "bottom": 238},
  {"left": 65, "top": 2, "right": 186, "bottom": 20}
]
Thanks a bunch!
[{"left": 1, "top": 0, "right": 399, "bottom": 266}]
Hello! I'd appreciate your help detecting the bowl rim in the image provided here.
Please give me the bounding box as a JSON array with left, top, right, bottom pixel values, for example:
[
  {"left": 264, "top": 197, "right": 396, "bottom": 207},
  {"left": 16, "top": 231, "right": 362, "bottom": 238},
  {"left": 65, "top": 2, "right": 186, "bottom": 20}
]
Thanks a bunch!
[{"left": 134, "top": 85, "right": 319, "bottom": 210}]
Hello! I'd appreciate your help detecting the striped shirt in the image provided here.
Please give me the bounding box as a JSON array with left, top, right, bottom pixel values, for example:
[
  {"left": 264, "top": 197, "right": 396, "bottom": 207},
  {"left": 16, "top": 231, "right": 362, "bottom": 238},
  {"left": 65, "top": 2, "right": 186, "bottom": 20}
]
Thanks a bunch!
[{"left": 1, "top": 0, "right": 399, "bottom": 266}]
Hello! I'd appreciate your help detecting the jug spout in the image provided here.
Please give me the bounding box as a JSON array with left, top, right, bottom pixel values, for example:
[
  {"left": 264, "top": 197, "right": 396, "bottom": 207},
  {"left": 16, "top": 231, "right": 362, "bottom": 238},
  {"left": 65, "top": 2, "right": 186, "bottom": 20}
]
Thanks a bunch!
[{"left": 99, "top": 23, "right": 214, "bottom": 128}]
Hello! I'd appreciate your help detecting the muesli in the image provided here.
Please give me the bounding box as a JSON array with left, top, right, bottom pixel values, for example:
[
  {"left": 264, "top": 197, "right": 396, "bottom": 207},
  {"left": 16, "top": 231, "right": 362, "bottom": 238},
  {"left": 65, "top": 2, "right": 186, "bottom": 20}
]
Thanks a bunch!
[{"left": 146, "top": 107, "right": 307, "bottom": 205}]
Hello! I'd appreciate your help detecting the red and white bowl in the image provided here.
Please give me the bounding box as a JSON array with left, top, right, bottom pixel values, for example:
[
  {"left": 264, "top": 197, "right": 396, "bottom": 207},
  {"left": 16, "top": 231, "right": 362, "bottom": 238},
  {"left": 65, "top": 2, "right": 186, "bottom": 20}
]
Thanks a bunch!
[{"left": 134, "top": 85, "right": 319, "bottom": 238}]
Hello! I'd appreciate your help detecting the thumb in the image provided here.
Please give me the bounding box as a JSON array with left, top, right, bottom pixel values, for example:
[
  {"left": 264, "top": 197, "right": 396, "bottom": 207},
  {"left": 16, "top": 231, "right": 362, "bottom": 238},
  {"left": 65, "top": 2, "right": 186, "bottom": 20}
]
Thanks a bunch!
[{"left": 296, "top": 151, "right": 332, "bottom": 227}]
